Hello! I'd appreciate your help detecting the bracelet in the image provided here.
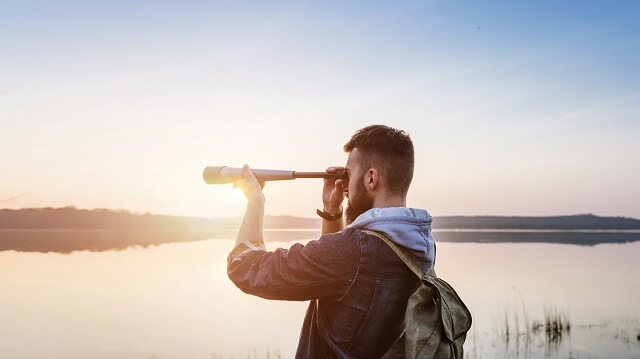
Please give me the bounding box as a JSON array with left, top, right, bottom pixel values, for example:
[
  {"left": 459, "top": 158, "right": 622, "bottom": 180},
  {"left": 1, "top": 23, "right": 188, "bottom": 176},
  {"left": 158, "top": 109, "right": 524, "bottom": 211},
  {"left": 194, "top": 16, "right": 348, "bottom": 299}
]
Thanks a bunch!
[{"left": 317, "top": 208, "right": 343, "bottom": 221}]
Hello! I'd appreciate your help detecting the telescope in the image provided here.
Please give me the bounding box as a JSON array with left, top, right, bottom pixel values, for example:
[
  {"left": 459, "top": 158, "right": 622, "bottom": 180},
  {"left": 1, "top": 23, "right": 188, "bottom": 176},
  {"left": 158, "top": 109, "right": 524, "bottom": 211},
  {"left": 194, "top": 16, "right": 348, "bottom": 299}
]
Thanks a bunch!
[{"left": 203, "top": 166, "right": 348, "bottom": 184}]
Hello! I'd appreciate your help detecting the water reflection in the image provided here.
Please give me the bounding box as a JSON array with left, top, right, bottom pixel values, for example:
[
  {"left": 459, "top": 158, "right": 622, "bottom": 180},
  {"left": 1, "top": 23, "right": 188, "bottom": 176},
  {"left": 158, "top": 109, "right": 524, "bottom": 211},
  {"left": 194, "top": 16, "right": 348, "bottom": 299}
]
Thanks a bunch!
[
  {"left": 1, "top": 229, "right": 639, "bottom": 253},
  {"left": 434, "top": 230, "right": 640, "bottom": 246},
  {"left": 0, "top": 238, "right": 639, "bottom": 358}
]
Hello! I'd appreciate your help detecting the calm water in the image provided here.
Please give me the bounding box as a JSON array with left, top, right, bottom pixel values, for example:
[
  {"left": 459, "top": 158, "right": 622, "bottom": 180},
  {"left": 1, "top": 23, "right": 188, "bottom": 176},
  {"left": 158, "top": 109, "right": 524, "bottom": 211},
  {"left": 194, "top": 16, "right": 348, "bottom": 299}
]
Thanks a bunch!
[{"left": 1, "top": 236, "right": 639, "bottom": 359}]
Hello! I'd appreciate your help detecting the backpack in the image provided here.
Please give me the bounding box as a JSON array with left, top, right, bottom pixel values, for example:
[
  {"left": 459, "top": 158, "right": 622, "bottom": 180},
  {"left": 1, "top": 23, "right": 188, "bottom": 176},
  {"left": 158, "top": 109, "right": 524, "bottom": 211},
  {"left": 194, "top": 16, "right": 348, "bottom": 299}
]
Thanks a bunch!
[{"left": 361, "top": 230, "right": 473, "bottom": 359}]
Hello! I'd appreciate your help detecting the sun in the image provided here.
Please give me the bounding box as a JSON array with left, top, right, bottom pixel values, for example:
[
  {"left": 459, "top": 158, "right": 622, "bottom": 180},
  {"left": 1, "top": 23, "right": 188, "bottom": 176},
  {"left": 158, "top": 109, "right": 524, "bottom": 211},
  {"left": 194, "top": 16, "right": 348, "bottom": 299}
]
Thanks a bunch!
[{"left": 228, "top": 184, "right": 248, "bottom": 201}]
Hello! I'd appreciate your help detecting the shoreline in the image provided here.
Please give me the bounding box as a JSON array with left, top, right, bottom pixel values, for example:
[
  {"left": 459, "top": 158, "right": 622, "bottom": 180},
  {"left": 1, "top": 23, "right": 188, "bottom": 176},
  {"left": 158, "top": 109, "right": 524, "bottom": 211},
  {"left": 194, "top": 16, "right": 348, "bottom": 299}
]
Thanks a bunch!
[{"left": 1, "top": 228, "right": 640, "bottom": 253}]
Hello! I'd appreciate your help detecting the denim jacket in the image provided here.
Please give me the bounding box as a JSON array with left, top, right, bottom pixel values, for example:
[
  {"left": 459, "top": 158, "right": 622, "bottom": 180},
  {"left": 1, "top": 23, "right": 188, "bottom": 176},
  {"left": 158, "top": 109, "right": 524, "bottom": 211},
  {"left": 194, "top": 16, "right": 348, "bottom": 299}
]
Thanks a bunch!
[{"left": 227, "top": 207, "right": 435, "bottom": 358}]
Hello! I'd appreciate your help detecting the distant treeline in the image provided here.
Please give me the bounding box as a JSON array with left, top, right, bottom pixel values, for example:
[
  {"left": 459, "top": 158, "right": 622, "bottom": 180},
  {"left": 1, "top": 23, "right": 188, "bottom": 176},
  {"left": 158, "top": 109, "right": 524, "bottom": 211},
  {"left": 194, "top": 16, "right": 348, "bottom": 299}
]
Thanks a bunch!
[
  {"left": 1, "top": 207, "right": 639, "bottom": 230},
  {"left": 432, "top": 214, "right": 640, "bottom": 230},
  {"left": 0, "top": 207, "right": 323, "bottom": 230},
  {"left": 1, "top": 207, "right": 639, "bottom": 253},
  {"left": 0, "top": 207, "right": 233, "bottom": 230}
]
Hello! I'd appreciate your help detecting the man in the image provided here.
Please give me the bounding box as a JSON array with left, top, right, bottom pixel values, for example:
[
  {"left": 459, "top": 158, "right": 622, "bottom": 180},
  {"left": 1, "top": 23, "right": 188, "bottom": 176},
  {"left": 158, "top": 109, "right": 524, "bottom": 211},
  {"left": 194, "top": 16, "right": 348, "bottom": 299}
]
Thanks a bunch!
[{"left": 228, "top": 124, "right": 435, "bottom": 358}]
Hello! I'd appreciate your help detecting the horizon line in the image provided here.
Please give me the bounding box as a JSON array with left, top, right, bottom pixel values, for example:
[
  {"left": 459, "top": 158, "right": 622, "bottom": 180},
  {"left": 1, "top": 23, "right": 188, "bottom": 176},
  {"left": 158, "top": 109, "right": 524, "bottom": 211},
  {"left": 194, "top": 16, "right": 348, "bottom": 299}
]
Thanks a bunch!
[{"left": 2, "top": 205, "right": 639, "bottom": 221}]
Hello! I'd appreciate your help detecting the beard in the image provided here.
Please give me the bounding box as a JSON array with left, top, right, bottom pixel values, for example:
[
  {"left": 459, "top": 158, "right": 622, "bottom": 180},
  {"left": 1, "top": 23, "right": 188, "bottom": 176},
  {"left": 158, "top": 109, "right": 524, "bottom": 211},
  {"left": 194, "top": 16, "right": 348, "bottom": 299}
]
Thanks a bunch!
[{"left": 345, "top": 178, "right": 375, "bottom": 225}]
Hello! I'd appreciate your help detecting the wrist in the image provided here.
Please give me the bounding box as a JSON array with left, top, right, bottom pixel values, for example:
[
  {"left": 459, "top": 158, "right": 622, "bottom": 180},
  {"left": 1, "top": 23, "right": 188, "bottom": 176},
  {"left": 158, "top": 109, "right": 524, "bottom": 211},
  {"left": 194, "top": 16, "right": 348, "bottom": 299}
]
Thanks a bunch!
[
  {"left": 317, "top": 208, "right": 343, "bottom": 221},
  {"left": 248, "top": 192, "right": 265, "bottom": 204},
  {"left": 322, "top": 204, "right": 342, "bottom": 215}
]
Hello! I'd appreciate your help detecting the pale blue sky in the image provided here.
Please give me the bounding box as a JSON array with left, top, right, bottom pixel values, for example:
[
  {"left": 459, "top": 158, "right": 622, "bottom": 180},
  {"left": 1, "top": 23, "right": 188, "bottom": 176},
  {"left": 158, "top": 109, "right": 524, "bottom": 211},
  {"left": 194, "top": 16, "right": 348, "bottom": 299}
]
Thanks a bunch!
[{"left": 1, "top": 1, "right": 639, "bottom": 218}]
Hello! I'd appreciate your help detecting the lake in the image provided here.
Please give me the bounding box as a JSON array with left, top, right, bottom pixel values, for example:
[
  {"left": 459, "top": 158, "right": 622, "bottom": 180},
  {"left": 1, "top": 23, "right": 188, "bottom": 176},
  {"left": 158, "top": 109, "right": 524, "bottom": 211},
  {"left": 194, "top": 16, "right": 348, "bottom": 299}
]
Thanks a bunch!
[{"left": 1, "top": 234, "right": 639, "bottom": 358}]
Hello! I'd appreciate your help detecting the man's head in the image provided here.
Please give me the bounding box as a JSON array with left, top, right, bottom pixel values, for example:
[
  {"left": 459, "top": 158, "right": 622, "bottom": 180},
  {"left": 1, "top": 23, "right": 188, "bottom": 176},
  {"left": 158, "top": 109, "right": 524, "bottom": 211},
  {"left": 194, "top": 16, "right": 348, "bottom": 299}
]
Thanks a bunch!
[{"left": 343, "top": 124, "right": 415, "bottom": 223}]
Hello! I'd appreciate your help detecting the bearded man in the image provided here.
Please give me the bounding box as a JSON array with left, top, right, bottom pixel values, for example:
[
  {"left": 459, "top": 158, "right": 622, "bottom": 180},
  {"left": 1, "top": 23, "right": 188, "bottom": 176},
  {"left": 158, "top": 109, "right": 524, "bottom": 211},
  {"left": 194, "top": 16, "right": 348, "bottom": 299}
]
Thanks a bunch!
[{"left": 228, "top": 124, "right": 435, "bottom": 358}]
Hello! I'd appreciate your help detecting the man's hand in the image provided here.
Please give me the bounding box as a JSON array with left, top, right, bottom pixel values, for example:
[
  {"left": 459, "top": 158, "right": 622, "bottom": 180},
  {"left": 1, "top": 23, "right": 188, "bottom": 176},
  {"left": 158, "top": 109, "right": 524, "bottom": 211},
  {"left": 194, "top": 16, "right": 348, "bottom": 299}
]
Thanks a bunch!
[
  {"left": 233, "top": 165, "right": 265, "bottom": 202},
  {"left": 233, "top": 165, "right": 266, "bottom": 248},
  {"left": 322, "top": 166, "right": 348, "bottom": 215}
]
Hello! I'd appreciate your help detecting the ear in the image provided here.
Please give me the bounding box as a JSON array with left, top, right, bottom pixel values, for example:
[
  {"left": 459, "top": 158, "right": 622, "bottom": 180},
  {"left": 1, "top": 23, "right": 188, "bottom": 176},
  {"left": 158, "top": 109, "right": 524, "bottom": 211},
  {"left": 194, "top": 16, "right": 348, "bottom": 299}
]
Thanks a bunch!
[{"left": 366, "top": 168, "right": 380, "bottom": 191}]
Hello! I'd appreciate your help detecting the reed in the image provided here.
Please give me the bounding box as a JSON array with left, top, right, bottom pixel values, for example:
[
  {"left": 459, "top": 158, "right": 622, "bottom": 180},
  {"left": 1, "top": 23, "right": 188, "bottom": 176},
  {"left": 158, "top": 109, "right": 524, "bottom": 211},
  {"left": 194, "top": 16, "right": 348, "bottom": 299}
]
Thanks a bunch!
[
  {"left": 210, "top": 347, "right": 282, "bottom": 359},
  {"left": 496, "top": 299, "right": 572, "bottom": 358},
  {"left": 543, "top": 306, "right": 571, "bottom": 344},
  {"left": 531, "top": 320, "right": 543, "bottom": 334},
  {"left": 504, "top": 308, "right": 510, "bottom": 343}
]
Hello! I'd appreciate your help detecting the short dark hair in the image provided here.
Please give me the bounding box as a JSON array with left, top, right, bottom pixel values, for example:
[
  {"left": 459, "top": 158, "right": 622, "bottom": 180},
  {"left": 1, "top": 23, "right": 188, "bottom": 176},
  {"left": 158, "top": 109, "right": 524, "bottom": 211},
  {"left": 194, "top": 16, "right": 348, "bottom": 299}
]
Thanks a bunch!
[{"left": 344, "top": 124, "right": 414, "bottom": 196}]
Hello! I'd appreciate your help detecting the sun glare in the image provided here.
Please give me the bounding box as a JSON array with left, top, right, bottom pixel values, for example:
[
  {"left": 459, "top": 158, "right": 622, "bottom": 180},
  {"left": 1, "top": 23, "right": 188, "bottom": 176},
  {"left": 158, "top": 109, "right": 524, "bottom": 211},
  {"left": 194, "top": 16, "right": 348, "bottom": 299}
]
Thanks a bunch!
[{"left": 228, "top": 184, "right": 248, "bottom": 201}]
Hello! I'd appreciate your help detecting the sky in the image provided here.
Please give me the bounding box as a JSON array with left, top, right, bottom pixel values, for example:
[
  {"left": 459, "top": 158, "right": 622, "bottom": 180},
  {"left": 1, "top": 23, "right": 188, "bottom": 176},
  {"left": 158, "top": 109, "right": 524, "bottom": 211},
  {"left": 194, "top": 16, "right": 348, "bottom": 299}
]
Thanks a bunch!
[{"left": 1, "top": 0, "right": 639, "bottom": 219}]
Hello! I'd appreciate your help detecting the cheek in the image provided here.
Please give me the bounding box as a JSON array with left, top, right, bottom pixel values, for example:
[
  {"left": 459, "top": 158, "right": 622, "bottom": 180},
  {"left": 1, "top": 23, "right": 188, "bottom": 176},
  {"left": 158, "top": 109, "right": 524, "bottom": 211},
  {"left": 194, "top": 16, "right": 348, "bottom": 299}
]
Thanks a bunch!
[{"left": 347, "top": 182, "right": 356, "bottom": 199}]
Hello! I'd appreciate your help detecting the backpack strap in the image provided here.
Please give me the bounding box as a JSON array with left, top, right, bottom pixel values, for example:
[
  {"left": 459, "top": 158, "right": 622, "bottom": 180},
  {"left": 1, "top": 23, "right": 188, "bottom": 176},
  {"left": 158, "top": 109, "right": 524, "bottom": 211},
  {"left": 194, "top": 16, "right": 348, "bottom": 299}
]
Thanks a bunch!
[{"left": 361, "top": 229, "right": 436, "bottom": 279}]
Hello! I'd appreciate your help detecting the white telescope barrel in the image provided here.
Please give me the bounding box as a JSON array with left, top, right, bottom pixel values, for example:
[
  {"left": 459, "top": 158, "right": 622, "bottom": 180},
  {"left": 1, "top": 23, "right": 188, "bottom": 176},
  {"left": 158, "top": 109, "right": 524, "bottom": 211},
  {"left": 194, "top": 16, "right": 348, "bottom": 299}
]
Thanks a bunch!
[{"left": 203, "top": 166, "right": 295, "bottom": 184}]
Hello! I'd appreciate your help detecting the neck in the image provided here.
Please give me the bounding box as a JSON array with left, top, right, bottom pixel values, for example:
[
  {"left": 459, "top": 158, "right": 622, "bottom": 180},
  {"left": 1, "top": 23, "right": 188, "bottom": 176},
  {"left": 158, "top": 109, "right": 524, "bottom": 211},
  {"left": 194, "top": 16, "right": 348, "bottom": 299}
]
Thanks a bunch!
[{"left": 372, "top": 195, "right": 406, "bottom": 209}]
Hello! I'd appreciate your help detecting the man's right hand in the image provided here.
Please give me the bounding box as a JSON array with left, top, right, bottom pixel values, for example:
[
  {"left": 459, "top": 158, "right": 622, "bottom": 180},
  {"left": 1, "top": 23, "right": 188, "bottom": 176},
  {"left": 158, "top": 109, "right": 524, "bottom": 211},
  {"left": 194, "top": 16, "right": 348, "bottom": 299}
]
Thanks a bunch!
[{"left": 322, "top": 166, "right": 348, "bottom": 215}]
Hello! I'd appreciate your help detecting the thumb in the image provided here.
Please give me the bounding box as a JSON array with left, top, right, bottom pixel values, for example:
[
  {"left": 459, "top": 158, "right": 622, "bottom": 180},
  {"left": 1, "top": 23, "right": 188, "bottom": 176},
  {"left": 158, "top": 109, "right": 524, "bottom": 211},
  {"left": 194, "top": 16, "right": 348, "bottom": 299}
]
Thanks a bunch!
[
  {"left": 243, "top": 164, "right": 260, "bottom": 185},
  {"left": 243, "top": 164, "right": 253, "bottom": 179}
]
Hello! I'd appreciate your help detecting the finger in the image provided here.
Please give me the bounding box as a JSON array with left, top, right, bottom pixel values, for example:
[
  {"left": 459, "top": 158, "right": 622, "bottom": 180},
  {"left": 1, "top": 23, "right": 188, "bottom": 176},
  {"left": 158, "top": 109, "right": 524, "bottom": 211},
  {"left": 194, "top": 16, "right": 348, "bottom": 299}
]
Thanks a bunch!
[
  {"left": 259, "top": 181, "right": 265, "bottom": 190},
  {"left": 324, "top": 176, "right": 336, "bottom": 185},
  {"left": 243, "top": 164, "right": 261, "bottom": 185},
  {"left": 326, "top": 167, "right": 336, "bottom": 173},
  {"left": 233, "top": 179, "right": 245, "bottom": 188}
]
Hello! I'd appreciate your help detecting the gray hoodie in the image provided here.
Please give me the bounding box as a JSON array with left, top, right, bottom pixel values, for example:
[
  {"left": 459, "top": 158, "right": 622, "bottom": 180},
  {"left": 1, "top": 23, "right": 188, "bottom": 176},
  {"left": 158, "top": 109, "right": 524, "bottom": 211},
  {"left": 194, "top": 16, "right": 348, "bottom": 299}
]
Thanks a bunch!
[{"left": 347, "top": 207, "right": 435, "bottom": 275}]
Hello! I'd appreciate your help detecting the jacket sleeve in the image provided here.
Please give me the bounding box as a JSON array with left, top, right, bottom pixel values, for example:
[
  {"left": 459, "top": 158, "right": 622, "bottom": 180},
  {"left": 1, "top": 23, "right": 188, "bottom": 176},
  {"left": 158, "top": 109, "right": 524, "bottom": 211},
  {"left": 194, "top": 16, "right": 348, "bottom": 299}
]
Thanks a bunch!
[{"left": 227, "top": 229, "right": 361, "bottom": 301}]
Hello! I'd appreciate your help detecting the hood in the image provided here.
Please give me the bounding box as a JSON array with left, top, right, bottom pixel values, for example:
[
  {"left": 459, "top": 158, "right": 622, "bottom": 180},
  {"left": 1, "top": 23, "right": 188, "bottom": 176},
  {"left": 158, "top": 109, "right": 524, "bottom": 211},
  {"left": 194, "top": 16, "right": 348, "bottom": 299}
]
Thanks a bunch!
[{"left": 347, "top": 207, "right": 435, "bottom": 275}]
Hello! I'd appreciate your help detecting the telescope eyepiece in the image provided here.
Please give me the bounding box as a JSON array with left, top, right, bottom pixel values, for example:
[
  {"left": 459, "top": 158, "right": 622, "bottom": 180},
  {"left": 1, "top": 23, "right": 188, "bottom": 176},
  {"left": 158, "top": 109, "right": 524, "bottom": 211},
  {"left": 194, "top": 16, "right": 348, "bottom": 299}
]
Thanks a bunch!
[{"left": 334, "top": 169, "right": 348, "bottom": 180}]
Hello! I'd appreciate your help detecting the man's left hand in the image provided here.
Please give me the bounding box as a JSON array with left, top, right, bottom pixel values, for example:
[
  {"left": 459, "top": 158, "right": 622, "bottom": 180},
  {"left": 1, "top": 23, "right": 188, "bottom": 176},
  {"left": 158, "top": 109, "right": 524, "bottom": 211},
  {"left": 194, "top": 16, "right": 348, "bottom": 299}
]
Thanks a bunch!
[{"left": 233, "top": 164, "right": 265, "bottom": 202}]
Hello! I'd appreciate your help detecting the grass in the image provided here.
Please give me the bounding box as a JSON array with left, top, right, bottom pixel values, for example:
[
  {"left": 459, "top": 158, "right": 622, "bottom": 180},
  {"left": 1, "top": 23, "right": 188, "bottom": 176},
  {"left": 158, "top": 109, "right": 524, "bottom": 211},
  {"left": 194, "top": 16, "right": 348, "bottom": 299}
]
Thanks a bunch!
[
  {"left": 208, "top": 347, "right": 282, "bottom": 359},
  {"left": 543, "top": 306, "right": 571, "bottom": 344},
  {"left": 497, "top": 299, "right": 572, "bottom": 358}
]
